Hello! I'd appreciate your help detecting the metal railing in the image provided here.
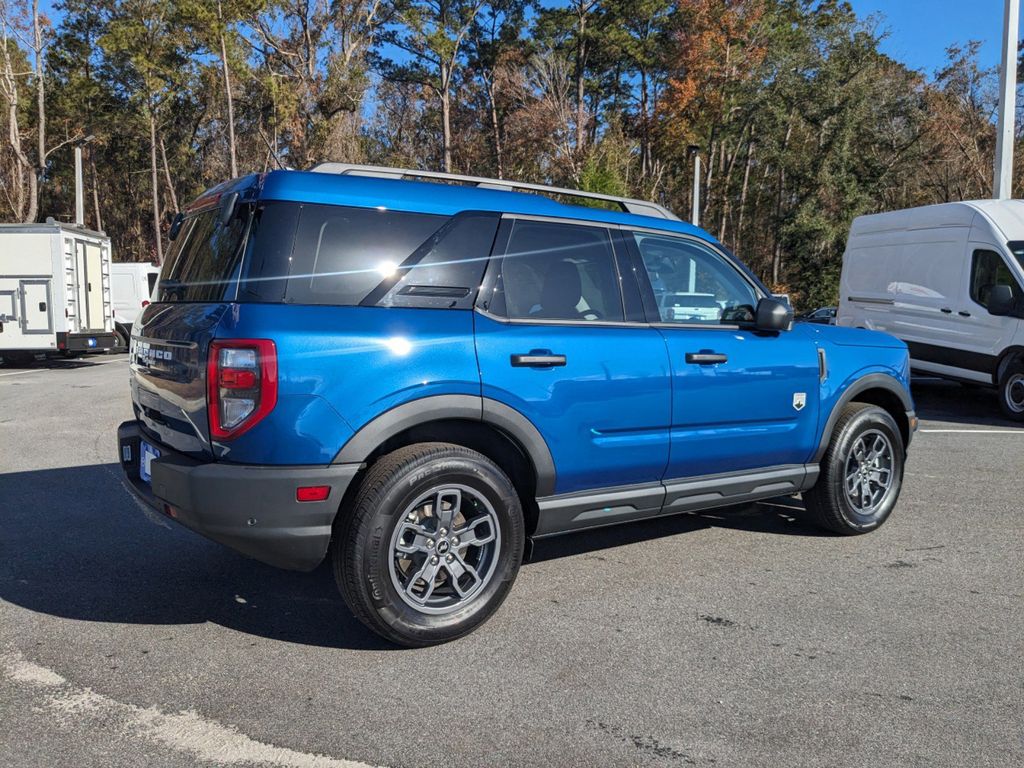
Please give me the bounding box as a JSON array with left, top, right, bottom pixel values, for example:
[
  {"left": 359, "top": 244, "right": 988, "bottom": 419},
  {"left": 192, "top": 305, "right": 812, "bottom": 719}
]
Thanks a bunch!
[{"left": 308, "top": 162, "right": 681, "bottom": 221}]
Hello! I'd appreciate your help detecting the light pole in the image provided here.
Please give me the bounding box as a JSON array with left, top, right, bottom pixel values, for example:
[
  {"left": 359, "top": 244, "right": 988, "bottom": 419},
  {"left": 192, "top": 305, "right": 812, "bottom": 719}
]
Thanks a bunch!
[
  {"left": 688, "top": 144, "right": 701, "bottom": 227},
  {"left": 994, "top": 0, "right": 1019, "bottom": 199},
  {"left": 73, "top": 134, "right": 96, "bottom": 227}
]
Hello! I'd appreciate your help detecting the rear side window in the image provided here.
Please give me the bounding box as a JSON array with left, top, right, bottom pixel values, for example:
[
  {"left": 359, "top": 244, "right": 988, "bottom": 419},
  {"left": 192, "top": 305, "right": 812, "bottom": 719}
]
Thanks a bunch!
[
  {"left": 970, "top": 249, "right": 1023, "bottom": 308},
  {"left": 239, "top": 203, "right": 497, "bottom": 309},
  {"left": 487, "top": 220, "right": 624, "bottom": 322}
]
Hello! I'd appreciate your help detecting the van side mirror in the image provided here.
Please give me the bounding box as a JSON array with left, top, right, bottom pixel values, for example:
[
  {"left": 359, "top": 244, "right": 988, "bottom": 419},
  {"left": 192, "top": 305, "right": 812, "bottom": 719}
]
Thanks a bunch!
[
  {"left": 988, "top": 284, "right": 1015, "bottom": 316},
  {"left": 755, "top": 297, "right": 793, "bottom": 332}
]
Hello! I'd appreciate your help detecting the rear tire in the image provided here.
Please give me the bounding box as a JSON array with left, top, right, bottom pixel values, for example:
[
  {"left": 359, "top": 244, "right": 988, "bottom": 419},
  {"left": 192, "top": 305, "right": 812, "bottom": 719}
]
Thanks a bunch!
[
  {"left": 333, "top": 443, "right": 525, "bottom": 647},
  {"left": 998, "top": 361, "right": 1024, "bottom": 422},
  {"left": 804, "top": 403, "right": 904, "bottom": 535}
]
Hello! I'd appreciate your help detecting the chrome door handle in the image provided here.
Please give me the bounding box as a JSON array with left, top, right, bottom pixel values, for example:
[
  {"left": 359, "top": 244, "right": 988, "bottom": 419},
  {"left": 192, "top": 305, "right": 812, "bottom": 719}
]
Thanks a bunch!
[
  {"left": 511, "top": 353, "right": 566, "bottom": 367},
  {"left": 685, "top": 352, "right": 728, "bottom": 365}
]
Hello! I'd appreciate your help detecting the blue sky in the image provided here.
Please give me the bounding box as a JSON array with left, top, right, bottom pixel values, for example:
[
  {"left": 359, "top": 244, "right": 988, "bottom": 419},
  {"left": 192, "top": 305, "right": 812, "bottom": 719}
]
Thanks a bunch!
[{"left": 848, "top": 0, "right": 1022, "bottom": 76}]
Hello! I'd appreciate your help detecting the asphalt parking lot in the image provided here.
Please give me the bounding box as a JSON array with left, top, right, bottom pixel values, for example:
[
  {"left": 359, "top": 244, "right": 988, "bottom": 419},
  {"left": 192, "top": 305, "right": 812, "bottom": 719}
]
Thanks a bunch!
[{"left": 1, "top": 354, "right": 1022, "bottom": 768}]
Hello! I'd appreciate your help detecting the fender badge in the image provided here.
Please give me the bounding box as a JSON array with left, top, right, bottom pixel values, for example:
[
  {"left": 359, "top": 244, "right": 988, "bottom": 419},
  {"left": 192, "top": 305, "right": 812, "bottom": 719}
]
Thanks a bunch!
[{"left": 793, "top": 392, "right": 807, "bottom": 411}]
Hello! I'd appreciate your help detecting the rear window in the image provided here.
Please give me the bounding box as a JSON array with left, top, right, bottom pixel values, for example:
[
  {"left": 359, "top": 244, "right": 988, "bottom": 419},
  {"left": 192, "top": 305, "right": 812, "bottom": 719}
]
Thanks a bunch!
[{"left": 157, "top": 206, "right": 251, "bottom": 302}]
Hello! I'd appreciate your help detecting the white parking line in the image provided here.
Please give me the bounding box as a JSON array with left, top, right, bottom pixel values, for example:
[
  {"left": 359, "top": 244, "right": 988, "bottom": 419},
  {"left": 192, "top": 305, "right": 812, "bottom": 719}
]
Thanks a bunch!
[
  {"left": 920, "top": 429, "right": 1023, "bottom": 434},
  {"left": 1, "top": 649, "right": 379, "bottom": 768},
  {"left": 0, "top": 369, "right": 35, "bottom": 378}
]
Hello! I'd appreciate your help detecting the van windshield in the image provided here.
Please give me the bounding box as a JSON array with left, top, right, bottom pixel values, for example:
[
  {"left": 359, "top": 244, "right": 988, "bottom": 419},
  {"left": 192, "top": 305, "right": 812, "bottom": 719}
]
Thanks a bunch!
[
  {"left": 1006, "top": 242, "right": 1024, "bottom": 272},
  {"left": 156, "top": 205, "right": 252, "bottom": 303}
]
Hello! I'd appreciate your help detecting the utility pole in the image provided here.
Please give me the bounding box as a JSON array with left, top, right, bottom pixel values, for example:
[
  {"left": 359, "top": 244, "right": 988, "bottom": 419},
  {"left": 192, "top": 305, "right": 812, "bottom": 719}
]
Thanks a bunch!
[
  {"left": 688, "top": 145, "right": 701, "bottom": 226},
  {"left": 994, "top": 0, "right": 1019, "bottom": 199},
  {"left": 73, "top": 135, "right": 95, "bottom": 227}
]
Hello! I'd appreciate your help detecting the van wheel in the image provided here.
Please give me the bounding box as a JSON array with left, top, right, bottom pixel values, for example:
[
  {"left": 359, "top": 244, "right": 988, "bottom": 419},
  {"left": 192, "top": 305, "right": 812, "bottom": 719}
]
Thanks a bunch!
[
  {"left": 998, "top": 361, "right": 1024, "bottom": 421},
  {"left": 804, "top": 403, "right": 904, "bottom": 535},
  {"left": 333, "top": 443, "right": 525, "bottom": 647}
]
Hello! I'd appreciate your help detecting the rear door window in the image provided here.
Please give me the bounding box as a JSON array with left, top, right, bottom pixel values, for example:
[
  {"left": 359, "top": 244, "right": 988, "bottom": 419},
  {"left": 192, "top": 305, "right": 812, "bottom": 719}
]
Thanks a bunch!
[{"left": 486, "top": 220, "right": 625, "bottom": 322}]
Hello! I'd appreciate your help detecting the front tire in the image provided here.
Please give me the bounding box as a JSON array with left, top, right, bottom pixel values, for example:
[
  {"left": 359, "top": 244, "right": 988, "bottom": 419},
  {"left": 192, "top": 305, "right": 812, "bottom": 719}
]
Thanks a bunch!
[
  {"left": 804, "top": 403, "right": 904, "bottom": 535},
  {"left": 333, "top": 443, "right": 525, "bottom": 647},
  {"left": 998, "top": 361, "right": 1024, "bottom": 421}
]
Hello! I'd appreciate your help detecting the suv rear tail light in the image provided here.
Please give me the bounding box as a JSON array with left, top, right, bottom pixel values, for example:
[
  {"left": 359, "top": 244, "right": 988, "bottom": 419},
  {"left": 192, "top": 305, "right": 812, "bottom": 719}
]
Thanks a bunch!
[{"left": 208, "top": 339, "right": 277, "bottom": 440}]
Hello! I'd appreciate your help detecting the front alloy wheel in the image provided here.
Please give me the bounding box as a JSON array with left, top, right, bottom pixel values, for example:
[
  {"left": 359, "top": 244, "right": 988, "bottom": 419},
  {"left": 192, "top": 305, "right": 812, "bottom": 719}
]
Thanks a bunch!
[{"left": 804, "top": 403, "right": 905, "bottom": 534}]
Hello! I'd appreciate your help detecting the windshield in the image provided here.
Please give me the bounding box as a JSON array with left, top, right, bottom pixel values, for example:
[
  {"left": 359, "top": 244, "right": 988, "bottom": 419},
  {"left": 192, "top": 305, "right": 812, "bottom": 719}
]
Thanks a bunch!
[
  {"left": 157, "top": 204, "right": 252, "bottom": 302},
  {"left": 1006, "top": 241, "right": 1024, "bottom": 272}
]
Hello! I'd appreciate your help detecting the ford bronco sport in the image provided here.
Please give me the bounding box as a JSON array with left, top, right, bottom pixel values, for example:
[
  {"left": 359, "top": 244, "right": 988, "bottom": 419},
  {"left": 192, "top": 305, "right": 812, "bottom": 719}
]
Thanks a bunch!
[{"left": 118, "top": 164, "right": 916, "bottom": 647}]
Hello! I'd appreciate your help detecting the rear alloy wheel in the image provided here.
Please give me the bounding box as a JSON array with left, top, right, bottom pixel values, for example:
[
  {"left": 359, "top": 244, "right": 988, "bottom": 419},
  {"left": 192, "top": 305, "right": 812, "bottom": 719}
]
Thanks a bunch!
[
  {"left": 998, "top": 362, "right": 1024, "bottom": 422},
  {"left": 334, "top": 443, "right": 524, "bottom": 647},
  {"left": 804, "top": 403, "right": 905, "bottom": 535}
]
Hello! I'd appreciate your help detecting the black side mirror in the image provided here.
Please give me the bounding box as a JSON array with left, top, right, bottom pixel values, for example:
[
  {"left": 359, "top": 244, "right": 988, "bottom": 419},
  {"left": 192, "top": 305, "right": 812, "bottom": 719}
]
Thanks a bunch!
[
  {"left": 987, "top": 284, "right": 1014, "bottom": 316},
  {"left": 219, "top": 191, "right": 239, "bottom": 226},
  {"left": 755, "top": 297, "right": 793, "bottom": 332}
]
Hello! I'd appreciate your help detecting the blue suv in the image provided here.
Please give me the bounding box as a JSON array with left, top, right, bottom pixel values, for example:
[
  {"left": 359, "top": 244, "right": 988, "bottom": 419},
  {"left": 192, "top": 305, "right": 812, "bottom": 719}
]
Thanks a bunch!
[{"left": 118, "top": 164, "right": 916, "bottom": 646}]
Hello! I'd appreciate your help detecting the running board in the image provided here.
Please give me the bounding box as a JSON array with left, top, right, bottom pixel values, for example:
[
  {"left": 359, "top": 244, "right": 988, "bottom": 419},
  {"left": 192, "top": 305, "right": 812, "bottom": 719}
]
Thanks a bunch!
[{"left": 533, "top": 464, "right": 818, "bottom": 538}]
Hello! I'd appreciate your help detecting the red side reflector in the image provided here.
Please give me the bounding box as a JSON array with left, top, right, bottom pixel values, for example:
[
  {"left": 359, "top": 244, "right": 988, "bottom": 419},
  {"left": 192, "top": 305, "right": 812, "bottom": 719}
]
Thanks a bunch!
[
  {"left": 142, "top": 300, "right": 150, "bottom": 307},
  {"left": 296, "top": 486, "right": 330, "bottom": 502}
]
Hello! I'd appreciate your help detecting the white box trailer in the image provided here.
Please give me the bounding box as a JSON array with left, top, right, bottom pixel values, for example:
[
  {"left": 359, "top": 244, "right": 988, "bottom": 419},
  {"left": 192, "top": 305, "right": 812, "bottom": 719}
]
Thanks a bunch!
[{"left": 0, "top": 220, "right": 116, "bottom": 362}]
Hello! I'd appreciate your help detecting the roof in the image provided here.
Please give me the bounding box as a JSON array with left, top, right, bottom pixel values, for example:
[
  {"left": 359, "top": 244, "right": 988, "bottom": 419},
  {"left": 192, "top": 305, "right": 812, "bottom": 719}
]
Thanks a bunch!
[
  {"left": 250, "top": 169, "right": 715, "bottom": 242},
  {"left": 0, "top": 221, "right": 108, "bottom": 239},
  {"left": 850, "top": 199, "right": 1024, "bottom": 240}
]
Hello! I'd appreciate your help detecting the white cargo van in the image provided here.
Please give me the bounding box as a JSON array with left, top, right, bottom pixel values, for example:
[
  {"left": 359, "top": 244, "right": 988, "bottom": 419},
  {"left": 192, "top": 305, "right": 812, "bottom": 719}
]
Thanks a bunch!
[
  {"left": 838, "top": 200, "right": 1024, "bottom": 419},
  {"left": 0, "top": 220, "right": 116, "bottom": 364},
  {"left": 111, "top": 262, "right": 159, "bottom": 343}
]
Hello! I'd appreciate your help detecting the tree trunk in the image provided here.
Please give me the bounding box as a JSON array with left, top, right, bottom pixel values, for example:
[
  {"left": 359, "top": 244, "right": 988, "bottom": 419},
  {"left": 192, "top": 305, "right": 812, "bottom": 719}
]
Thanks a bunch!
[
  {"left": 90, "top": 150, "right": 102, "bottom": 232},
  {"left": 736, "top": 135, "right": 754, "bottom": 255},
  {"left": 440, "top": 62, "right": 452, "bottom": 173},
  {"left": 218, "top": 10, "right": 238, "bottom": 178},
  {"left": 148, "top": 106, "right": 163, "bottom": 264},
  {"left": 640, "top": 68, "right": 650, "bottom": 178},
  {"left": 485, "top": 75, "right": 504, "bottom": 178},
  {"left": 773, "top": 117, "right": 795, "bottom": 286},
  {"left": 574, "top": 3, "right": 588, "bottom": 154},
  {"left": 159, "top": 135, "right": 180, "bottom": 214}
]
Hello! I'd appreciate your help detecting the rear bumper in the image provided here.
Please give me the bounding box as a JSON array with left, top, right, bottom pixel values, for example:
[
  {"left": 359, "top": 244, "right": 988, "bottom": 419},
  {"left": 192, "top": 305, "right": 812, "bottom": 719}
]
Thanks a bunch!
[
  {"left": 117, "top": 420, "right": 360, "bottom": 571},
  {"left": 60, "top": 331, "right": 117, "bottom": 352}
]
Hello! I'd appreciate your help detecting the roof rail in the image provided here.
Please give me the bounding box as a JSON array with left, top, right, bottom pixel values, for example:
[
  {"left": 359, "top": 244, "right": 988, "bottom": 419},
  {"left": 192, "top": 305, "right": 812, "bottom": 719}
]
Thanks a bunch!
[{"left": 308, "top": 162, "right": 681, "bottom": 221}]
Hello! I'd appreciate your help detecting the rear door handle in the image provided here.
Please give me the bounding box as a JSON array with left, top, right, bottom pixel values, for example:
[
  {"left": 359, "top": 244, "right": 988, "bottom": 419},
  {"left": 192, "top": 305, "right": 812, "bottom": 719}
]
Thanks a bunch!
[
  {"left": 685, "top": 352, "right": 728, "bottom": 365},
  {"left": 958, "top": 310, "right": 971, "bottom": 317},
  {"left": 511, "top": 352, "right": 566, "bottom": 367},
  {"left": 940, "top": 307, "right": 953, "bottom": 314}
]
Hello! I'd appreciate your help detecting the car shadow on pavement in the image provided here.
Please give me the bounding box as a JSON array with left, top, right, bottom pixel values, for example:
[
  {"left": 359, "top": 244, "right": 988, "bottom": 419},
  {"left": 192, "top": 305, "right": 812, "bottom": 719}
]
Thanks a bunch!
[
  {"left": 0, "top": 462, "right": 394, "bottom": 652},
  {"left": 0, "top": 463, "right": 827, "bottom": 650},
  {"left": 911, "top": 377, "right": 1022, "bottom": 428}
]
